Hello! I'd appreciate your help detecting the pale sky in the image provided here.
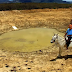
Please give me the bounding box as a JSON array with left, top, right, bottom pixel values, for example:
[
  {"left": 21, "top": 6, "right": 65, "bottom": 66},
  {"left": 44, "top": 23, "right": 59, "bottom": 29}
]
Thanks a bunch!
[{"left": 63, "top": 0, "right": 72, "bottom": 2}]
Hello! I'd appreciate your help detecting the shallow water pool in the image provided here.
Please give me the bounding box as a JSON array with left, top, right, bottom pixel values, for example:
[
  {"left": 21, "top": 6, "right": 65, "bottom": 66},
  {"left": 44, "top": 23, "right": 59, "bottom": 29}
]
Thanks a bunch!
[{"left": 0, "top": 28, "right": 64, "bottom": 52}]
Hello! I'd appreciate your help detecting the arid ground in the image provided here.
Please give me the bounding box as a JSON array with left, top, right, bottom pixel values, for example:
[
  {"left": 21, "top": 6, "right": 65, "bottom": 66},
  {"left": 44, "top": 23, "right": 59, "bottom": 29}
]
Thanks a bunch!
[{"left": 0, "top": 8, "right": 72, "bottom": 72}]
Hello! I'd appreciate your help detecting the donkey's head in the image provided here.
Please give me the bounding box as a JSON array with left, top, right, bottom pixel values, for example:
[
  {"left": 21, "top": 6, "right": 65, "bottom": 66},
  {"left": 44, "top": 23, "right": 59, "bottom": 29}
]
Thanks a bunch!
[{"left": 50, "top": 33, "right": 58, "bottom": 43}]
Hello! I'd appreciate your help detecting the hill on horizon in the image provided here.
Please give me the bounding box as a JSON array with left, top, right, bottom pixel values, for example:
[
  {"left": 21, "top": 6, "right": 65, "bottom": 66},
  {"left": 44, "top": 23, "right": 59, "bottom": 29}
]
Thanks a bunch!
[{"left": 0, "top": 0, "right": 71, "bottom": 4}]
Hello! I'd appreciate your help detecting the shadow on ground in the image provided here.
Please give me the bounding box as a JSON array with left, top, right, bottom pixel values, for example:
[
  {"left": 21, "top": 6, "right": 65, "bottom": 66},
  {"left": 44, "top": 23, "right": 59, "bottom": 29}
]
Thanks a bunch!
[{"left": 50, "top": 55, "right": 72, "bottom": 61}]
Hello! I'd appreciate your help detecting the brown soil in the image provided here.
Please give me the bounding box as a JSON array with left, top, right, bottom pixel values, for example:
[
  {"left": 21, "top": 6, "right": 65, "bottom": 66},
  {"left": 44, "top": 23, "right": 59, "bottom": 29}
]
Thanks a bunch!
[
  {"left": 0, "top": 8, "right": 72, "bottom": 34},
  {"left": 0, "top": 8, "right": 72, "bottom": 72}
]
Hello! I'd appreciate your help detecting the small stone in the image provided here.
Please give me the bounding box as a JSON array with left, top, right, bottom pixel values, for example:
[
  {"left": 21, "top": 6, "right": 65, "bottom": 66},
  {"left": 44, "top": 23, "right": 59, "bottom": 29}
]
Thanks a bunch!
[
  {"left": 19, "top": 69, "right": 21, "bottom": 70},
  {"left": 25, "top": 64, "right": 27, "bottom": 66},
  {"left": 5, "top": 59, "right": 7, "bottom": 60},
  {"left": 28, "top": 68, "right": 31, "bottom": 69},
  {"left": 5, "top": 65, "right": 9, "bottom": 68},
  {"left": 5, "top": 64, "right": 7, "bottom": 65},
  {"left": 25, "top": 60, "right": 28, "bottom": 62},
  {"left": 17, "top": 66, "right": 20, "bottom": 67},
  {"left": 17, "top": 66, "right": 21, "bottom": 70},
  {"left": 13, "top": 66, "right": 16, "bottom": 68},
  {"left": 61, "top": 64, "right": 64, "bottom": 65},
  {"left": 39, "top": 50, "right": 42, "bottom": 52},
  {"left": 10, "top": 70, "right": 14, "bottom": 71},
  {"left": 13, "top": 66, "right": 16, "bottom": 71},
  {"left": 31, "top": 61, "right": 33, "bottom": 63},
  {"left": 58, "top": 69, "right": 61, "bottom": 70}
]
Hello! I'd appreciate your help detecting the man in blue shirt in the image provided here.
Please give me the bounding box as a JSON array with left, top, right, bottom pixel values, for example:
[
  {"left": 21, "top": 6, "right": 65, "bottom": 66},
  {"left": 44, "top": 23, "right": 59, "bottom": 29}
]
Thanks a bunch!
[{"left": 64, "top": 28, "right": 72, "bottom": 49}]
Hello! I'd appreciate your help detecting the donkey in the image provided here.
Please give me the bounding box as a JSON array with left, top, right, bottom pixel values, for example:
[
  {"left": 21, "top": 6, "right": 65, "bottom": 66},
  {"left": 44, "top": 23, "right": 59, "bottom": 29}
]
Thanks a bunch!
[{"left": 50, "top": 33, "right": 72, "bottom": 57}]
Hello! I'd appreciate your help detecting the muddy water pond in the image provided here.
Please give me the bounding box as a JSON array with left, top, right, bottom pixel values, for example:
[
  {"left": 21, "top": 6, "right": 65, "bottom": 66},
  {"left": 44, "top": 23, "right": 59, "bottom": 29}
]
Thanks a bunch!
[{"left": 0, "top": 28, "right": 64, "bottom": 52}]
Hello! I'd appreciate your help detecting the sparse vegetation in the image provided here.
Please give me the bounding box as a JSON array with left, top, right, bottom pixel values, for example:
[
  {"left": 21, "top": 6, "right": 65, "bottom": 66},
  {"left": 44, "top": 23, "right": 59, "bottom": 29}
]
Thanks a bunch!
[{"left": 0, "top": 3, "right": 72, "bottom": 11}]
